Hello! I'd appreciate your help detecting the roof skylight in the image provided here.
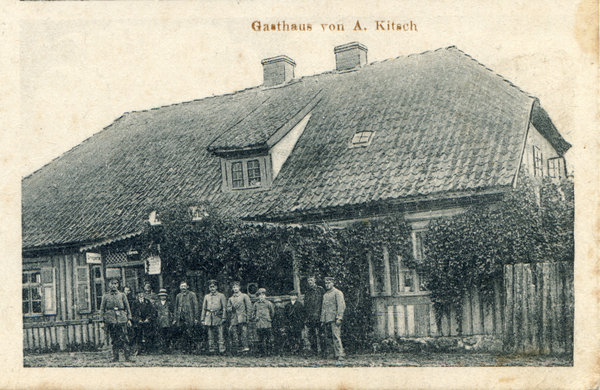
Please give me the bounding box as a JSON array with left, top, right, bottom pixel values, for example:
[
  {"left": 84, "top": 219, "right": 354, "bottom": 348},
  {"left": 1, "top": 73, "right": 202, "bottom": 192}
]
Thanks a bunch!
[{"left": 351, "top": 131, "right": 374, "bottom": 147}]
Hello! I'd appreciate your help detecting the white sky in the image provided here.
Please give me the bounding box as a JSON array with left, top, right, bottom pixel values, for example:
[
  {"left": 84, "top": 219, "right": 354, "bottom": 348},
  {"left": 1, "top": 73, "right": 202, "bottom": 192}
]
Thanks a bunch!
[{"left": 17, "top": 0, "right": 596, "bottom": 177}]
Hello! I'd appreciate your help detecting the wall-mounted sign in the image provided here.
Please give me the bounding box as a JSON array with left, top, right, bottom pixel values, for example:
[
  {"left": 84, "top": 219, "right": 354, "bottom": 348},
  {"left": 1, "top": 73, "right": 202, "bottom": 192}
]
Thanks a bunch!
[
  {"left": 145, "top": 256, "right": 161, "bottom": 275},
  {"left": 105, "top": 268, "right": 121, "bottom": 279},
  {"left": 86, "top": 252, "right": 102, "bottom": 264}
]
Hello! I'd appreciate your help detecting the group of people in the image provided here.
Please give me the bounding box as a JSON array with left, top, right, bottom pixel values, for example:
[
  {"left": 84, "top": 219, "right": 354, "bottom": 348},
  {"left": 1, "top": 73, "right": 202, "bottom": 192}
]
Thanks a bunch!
[{"left": 100, "top": 276, "right": 346, "bottom": 362}]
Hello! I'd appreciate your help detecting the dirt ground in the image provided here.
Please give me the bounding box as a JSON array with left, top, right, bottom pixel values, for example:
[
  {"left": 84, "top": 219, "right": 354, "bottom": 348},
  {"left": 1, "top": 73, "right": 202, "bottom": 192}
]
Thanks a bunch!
[{"left": 24, "top": 350, "right": 572, "bottom": 367}]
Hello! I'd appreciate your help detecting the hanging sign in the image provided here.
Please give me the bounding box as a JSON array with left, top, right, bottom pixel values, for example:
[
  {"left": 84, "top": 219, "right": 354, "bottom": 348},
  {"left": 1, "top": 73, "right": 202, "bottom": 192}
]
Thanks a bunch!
[
  {"left": 145, "top": 256, "right": 161, "bottom": 275},
  {"left": 86, "top": 252, "right": 102, "bottom": 264}
]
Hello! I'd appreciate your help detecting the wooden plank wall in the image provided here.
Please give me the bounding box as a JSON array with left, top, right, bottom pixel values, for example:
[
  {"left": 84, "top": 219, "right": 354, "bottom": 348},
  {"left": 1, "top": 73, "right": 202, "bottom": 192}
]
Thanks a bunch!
[
  {"left": 503, "top": 261, "right": 573, "bottom": 354},
  {"left": 23, "top": 252, "right": 106, "bottom": 351},
  {"left": 377, "top": 282, "right": 503, "bottom": 338}
]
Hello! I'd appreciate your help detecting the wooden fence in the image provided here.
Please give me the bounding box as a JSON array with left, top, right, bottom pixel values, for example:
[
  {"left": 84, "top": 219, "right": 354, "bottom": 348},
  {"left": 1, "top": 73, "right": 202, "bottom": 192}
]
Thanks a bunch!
[
  {"left": 23, "top": 320, "right": 106, "bottom": 351},
  {"left": 503, "top": 261, "right": 574, "bottom": 354}
]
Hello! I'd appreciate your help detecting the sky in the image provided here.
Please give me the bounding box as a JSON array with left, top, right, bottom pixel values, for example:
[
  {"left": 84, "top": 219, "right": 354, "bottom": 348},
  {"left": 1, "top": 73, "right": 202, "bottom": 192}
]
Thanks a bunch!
[{"left": 17, "top": 0, "right": 597, "bottom": 178}]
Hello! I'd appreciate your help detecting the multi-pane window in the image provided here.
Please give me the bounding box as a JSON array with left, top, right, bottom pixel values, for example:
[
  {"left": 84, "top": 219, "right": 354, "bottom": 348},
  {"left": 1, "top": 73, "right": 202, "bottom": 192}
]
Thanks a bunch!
[
  {"left": 23, "top": 271, "right": 42, "bottom": 315},
  {"left": 247, "top": 160, "right": 261, "bottom": 187},
  {"left": 232, "top": 162, "right": 244, "bottom": 188},
  {"left": 351, "top": 131, "right": 374, "bottom": 146},
  {"left": 22, "top": 268, "right": 56, "bottom": 316},
  {"left": 533, "top": 146, "right": 544, "bottom": 177},
  {"left": 548, "top": 157, "right": 563, "bottom": 178}
]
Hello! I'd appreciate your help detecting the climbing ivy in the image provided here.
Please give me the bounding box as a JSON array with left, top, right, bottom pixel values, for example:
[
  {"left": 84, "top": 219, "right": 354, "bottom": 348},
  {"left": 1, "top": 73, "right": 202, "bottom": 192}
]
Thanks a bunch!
[{"left": 421, "top": 175, "right": 574, "bottom": 312}]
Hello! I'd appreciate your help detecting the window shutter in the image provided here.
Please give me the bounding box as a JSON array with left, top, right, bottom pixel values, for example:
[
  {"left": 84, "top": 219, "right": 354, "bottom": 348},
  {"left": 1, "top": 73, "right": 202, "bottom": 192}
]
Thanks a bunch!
[
  {"left": 75, "top": 266, "right": 92, "bottom": 314},
  {"left": 41, "top": 268, "right": 57, "bottom": 315}
]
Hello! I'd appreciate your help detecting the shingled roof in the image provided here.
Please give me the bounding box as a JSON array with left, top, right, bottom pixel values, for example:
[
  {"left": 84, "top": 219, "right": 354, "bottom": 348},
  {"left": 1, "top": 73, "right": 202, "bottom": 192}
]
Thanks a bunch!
[{"left": 22, "top": 46, "right": 570, "bottom": 250}]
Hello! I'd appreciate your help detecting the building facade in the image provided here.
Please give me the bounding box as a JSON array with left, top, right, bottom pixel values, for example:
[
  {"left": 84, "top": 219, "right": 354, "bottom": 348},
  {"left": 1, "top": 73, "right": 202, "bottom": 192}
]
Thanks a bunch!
[{"left": 22, "top": 43, "right": 570, "bottom": 351}]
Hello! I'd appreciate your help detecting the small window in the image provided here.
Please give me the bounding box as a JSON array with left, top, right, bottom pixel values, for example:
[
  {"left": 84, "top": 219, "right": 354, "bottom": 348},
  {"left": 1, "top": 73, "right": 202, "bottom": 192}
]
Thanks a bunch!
[
  {"left": 232, "top": 162, "right": 244, "bottom": 188},
  {"left": 548, "top": 157, "right": 563, "bottom": 179},
  {"left": 412, "top": 230, "right": 427, "bottom": 261},
  {"left": 533, "top": 146, "right": 543, "bottom": 177},
  {"left": 247, "top": 160, "right": 262, "bottom": 187},
  {"left": 23, "top": 271, "right": 42, "bottom": 316},
  {"left": 351, "top": 131, "right": 374, "bottom": 146}
]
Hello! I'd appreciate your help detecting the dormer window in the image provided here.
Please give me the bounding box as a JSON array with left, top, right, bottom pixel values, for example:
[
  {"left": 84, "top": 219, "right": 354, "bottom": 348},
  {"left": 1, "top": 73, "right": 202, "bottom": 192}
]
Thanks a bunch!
[
  {"left": 232, "top": 162, "right": 244, "bottom": 188},
  {"left": 350, "top": 131, "right": 374, "bottom": 147},
  {"left": 222, "top": 155, "right": 272, "bottom": 192},
  {"left": 247, "top": 160, "right": 262, "bottom": 186}
]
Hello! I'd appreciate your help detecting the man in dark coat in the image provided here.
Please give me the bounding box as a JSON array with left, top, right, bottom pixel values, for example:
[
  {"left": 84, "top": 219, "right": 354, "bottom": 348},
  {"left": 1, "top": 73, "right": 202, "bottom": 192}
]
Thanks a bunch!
[
  {"left": 131, "top": 290, "right": 157, "bottom": 355},
  {"left": 271, "top": 297, "right": 287, "bottom": 355},
  {"left": 172, "top": 281, "right": 199, "bottom": 353},
  {"left": 154, "top": 288, "right": 173, "bottom": 353},
  {"left": 304, "top": 276, "right": 325, "bottom": 355},
  {"left": 100, "top": 278, "right": 133, "bottom": 362},
  {"left": 123, "top": 285, "right": 137, "bottom": 351},
  {"left": 284, "top": 290, "right": 305, "bottom": 354}
]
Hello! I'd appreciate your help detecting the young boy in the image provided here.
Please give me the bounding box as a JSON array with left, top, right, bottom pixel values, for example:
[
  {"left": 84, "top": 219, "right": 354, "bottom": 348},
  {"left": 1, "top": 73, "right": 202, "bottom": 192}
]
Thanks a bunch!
[
  {"left": 154, "top": 289, "right": 173, "bottom": 353},
  {"left": 284, "top": 290, "right": 306, "bottom": 354},
  {"left": 252, "top": 288, "right": 274, "bottom": 356}
]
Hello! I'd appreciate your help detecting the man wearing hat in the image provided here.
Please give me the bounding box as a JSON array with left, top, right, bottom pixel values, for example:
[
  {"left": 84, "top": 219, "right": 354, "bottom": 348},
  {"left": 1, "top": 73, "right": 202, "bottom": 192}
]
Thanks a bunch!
[
  {"left": 201, "top": 280, "right": 227, "bottom": 354},
  {"left": 172, "top": 281, "right": 199, "bottom": 353},
  {"left": 226, "top": 281, "right": 252, "bottom": 353},
  {"left": 154, "top": 288, "right": 173, "bottom": 353},
  {"left": 100, "top": 278, "right": 134, "bottom": 362},
  {"left": 304, "top": 276, "right": 325, "bottom": 355},
  {"left": 321, "top": 277, "right": 346, "bottom": 360},
  {"left": 131, "top": 290, "right": 157, "bottom": 355},
  {"left": 252, "top": 288, "right": 274, "bottom": 356},
  {"left": 285, "top": 290, "right": 306, "bottom": 354}
]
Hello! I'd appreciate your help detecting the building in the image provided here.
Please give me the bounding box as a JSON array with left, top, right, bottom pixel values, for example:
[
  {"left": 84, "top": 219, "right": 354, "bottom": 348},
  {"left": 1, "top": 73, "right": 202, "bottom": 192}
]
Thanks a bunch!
[{"left": 22, "top": 43, "right": 570, "bottom": 351}]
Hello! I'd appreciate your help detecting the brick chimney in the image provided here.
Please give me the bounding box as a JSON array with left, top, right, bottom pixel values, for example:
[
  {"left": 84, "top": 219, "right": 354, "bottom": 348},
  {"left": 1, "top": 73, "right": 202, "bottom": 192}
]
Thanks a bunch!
[
  {"left": 334, "top": 42, "right": 368, "bottom": 71},
  {"left": 261, "top": 55, "right": 296, "bottom": 87}
]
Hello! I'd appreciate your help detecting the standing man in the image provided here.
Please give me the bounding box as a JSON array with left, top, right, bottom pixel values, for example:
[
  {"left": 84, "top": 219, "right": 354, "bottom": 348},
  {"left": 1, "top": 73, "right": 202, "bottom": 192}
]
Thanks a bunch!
[
  {"left": 173, "top": 281, "right": 199, "bottom": 353},
  {"left": 226, "top": 281, "right": 252, "bottom": 353},
  {"left": 304, "top": 276, "right": 325, "bottom": 356},
  {"left": 320, "top": 276, "right": 346, "bottom": 361},
  {"left": 154, "top": 288, "right": 173, "bottom": 353},
  {"left": 252, "top": 288, "right": 274, "bottom": 356},
  {"left": 100, "top": 278, "right": 134, "bottom": 363},
  {"left": 131, "top": 290, "right": 157, "bottom": 355},
  {"left": 201, "top": 280, "right": 227, "bottom": 354},
  {"left": 284, "top": 290, "right": 305, "bottom": 354}
]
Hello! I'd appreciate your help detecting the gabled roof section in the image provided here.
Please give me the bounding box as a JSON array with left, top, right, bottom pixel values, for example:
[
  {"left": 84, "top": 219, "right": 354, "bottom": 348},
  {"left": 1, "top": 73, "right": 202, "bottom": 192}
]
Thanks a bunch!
[
  {"left": 22, "top": 46, "right": 571, "bottom": 250},
  {"left": 530, "top": 99, "right": 571, "bottom": 156},
  {"left": 207, "top": 83, "right": 323, "bottom": 155}
]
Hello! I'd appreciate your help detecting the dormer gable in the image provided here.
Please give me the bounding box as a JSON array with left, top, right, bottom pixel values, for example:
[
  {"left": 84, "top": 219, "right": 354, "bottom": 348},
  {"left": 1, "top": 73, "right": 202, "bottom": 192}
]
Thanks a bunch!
[{"left": 208, "top": 81, "right": 322, "bottom": 192}]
